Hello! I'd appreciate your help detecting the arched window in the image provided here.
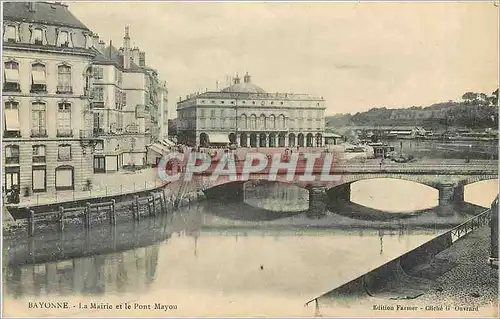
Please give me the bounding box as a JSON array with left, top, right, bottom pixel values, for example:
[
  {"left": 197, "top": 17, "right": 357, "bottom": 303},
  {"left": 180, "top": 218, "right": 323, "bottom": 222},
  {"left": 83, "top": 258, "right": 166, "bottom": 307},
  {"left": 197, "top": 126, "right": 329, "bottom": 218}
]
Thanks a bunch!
[
  {"left": 250, "top": 114, "right": 257, "bottom": 129},
  {"left": 31, "top": 63, "right": 46, "bottom": 92},
  {"left": 240, "top": 114, "right": 247, "bottom": 129},
  {"left": 278, "top": 114, "right": 286, "bottom": 129},
  {"left": 269, "top": 115, "right": 276, "bottom": 129},
  {"left": 259, "top": 114, "right": 266, "bottom": 129},
  {"left": 4, "top": 61, "right": 20, "bottom": 91},
  {"left": 57, "top": 65, "right": 72, "bottom": 93}
]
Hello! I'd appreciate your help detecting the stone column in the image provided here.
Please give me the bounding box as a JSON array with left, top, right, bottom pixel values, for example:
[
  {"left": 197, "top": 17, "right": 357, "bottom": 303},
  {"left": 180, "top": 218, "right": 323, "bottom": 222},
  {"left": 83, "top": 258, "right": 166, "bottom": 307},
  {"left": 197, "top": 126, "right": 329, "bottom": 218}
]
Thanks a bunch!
[
  {"left": 284, "top": 134, "right": 289, "bottom": 147},
  {"left": 45, "top": 263, "right": 58, "bottom": 293},
  {"left": 195, "top": 132, "right": 200, "bottom": 146},
  {"left": 236, "top": 134, "right": 241, "bottom": 147},
  {"left": 247, "top": 134, "right": 251, "bottom": 148},
  {"left": 308, "top": 185, "right": 327, "bottom": 218},
  {"left": 436, "top": 181, "right": 464, "bottom": 216}
]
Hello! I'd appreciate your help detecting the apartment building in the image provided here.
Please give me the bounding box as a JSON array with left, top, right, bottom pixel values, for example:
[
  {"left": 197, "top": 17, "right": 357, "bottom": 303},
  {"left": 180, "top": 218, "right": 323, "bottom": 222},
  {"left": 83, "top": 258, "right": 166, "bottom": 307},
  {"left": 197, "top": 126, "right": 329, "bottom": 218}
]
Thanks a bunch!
[
  {"left": 2, "top": 2, "right": 96, "bottom": 199},
  {"left": 88, "top": 27, "right": 168, "bottom": 173}
]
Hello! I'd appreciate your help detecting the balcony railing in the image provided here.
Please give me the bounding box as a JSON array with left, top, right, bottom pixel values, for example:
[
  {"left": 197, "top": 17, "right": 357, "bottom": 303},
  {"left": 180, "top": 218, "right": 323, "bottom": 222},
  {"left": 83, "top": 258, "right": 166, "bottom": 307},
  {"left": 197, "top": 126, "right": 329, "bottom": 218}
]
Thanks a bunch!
[
  {"left": 32, "top": 156, "right": 46, "bottom": 163},
  {"left": 57, "top": 128, "right": 73, "bottom": 137},
  {"left": 30, "top": 84, "right": 46, "bottom": 93},
  {"left": 56, "top": 85, "right": 73, "bottom": 94},
  {"left": 31, "top": 128, "right": 47, "bottom": 137},
  {"left": 92, "top": 101, "right": 104, "bottom": 108},
  {"left": 3, "top": 82, "right": 21, "bottom": 92},
  {"left": 3, "top": 130, "right": 21, "bottom": 138},
  {"left": 5, "top": 156, "right": 19, "bottom": 164}
]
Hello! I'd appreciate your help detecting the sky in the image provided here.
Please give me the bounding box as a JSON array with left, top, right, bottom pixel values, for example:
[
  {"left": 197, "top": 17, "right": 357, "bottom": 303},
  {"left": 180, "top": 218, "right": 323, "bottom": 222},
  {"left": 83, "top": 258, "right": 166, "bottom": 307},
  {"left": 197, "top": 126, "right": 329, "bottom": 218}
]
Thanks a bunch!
[{"left": 68, "top": 1, "right": 499, "bottom": 116}]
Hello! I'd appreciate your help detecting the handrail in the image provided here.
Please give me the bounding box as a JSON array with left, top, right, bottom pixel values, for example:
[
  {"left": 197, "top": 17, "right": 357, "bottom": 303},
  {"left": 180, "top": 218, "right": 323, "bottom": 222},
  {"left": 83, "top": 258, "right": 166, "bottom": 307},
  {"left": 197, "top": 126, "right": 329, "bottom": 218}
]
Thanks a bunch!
[{"left": 450, "top": 208, "right": 492, "bottom": 242}]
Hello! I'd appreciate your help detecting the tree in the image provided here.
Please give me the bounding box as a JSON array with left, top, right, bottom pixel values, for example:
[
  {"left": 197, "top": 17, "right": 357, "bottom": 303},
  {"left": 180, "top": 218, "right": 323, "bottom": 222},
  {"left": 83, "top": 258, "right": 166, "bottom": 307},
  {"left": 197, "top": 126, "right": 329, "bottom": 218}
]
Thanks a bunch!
[
  {"left": 491, "top": 88, "right": 499, "bottom": 106},
  {"left": 462, "top": 92, "right": 478, "bottom": 105}
]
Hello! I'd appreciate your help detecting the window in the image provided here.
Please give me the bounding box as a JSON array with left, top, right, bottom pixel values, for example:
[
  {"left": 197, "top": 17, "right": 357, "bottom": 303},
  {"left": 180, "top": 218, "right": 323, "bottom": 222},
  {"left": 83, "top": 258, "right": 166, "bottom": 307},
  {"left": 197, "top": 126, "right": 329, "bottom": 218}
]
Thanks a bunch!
[
  {"left": 269, "top": 115, "right": 276, "bottom": 129},
  {"left": 211, "top": 118, "right": 216, "bottom": 128},
  {"left": 4, "top": 61, "right": 20, "bottom": 91},
  {"left": 32, "top": 145, "right": 46, "bottom": 163},
  {"left": 31, "top": 28, "right": 44, "bottom": 45},
  {"left": 4, "top": 101, "right": 20, "bottom": 137},
  {"left": 93, "top": 112, "right": 104, "bottom": 135},
  {"left": 122, "top": 92, "right": 127, "bottom": 107},
  {"left": 278, "top": 114, "right": 286, "bottom": 129},
  {"left": 221, "top": 101, "right": 224, "bottom": 104},
  {"left": 93, "top": 66, "right": 103, "bottom": 80},
  {"left": 115, "top": 89, "right": 122, "bottom": 109},
  {"left": 4, "top": 25, "right": 17, "bottom": 43},
  {"left": 31, "top": 63, "right": 46, "bottom": 92},
  {"left": 259, "top": 114, "right": 266, "bottom": 129},
  {"left": 56, "top": 65, "right": 72, "bottom": 93},
  {"left": 55, "top": 165, "right": 74, "bottom": 190},
  {"left": 200, "top": 109, "right": 205, "bottom": 117},
  {"left": 240, "top": 114, "right": 247, "bottom": 129},
  {"left": 250, "top": 114, "right": 257, "bottom": 129},
  {"left": 5, "top": 167, "right": 20, "bottom": 192},
  {"left": 57, "top": 102, "right": 72, "bottom": 137},
  {"left": 5, "top": 145, "right": 19, "bottom": 164},
  {"left": 32, "top": 167, "right": 46, "bottom": 192},
  {"left": 58, "top": 144, "right": 72, "bottom": 161},
  {"left": 31, "top": 102, "right": 47, "bottom": 137},
  {"left": 211, "top": 109, "right": 216, "bottom": 117},
  {"left": 56, "top": 30, "right": 70, "bottom": 47},
  {"left": 92, "top": 87, "right": 104, "bottom": 107},
  {"left": 93, "top": 156, "right": 106, "bottom": 173},
  {"left": 31, "top": 166, "right": 47, "bottom": 193}
]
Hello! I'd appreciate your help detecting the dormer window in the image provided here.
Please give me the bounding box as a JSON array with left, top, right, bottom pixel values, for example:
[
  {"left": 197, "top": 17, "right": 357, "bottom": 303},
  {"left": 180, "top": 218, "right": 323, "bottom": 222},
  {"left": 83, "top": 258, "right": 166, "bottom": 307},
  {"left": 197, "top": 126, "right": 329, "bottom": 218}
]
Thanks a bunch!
[
  {"left": 32, "top": 28, "right": 44, "bottom": 45},
  {"left": 57, "top": 30, "right": 71, "bottom": 47},
  {"left": 3, "top": 25, "right": 17, "bottom": 43}
]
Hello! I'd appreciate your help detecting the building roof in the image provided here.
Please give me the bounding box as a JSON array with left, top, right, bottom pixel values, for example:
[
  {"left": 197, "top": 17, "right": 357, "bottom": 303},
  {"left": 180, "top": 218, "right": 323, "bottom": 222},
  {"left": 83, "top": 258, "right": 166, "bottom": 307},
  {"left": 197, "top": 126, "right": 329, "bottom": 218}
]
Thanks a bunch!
[
  {"left": 3, "top": 2, "right": 90, "bottom": 30},
  {"left": 92, "top": 45, "right": 142, "bottom": 71},
  {"left": 221, "top": 82, "right": 267, "bottom": 94},
  {"left": 221, "top": 72, "right": 267, "bottom": 94}
]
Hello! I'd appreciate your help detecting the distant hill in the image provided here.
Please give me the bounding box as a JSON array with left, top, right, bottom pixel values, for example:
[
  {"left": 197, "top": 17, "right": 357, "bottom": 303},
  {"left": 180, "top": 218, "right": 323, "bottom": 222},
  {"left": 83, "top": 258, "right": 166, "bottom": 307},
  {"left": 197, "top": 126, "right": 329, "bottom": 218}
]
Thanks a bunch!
[{"left": 326, "top": 89, "right": 499, "bottom": 131}]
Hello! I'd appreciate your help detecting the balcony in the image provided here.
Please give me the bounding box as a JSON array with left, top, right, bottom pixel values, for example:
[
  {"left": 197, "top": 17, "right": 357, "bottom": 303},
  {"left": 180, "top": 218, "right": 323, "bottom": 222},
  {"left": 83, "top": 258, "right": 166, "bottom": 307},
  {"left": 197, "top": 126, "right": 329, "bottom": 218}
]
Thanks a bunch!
[
  {"left": 31, "top": 128, "right": 47, "bottom": 137},
  {"left": 5, "top": 156, "right": 19, "bottom": 164},
  {"left": 56, "top": 85, "right": 73, "bottom": 94},
  {"left": 57, "top": 128, "right": 73, "bottom": 137},
  {"left": 32, "top": 156, "right": 46, "bottom": 163},
  {"left": 92, "top": 101, "right": 104, "bottom": 108},
  {"left": 3, "top": 130, "right": 21, "bottom": 138},
  {"left": 30, "top": 84, "right": 47, "bottom": 93},
  {"left": 3, "top": 82, "right": 21, "bottom": 92}
]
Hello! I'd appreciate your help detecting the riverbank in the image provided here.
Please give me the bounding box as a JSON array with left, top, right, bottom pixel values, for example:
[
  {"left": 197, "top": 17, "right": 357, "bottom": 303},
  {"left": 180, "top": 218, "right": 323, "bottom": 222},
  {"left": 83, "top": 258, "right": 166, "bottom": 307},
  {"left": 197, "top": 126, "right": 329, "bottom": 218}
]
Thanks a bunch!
[{"left": 316, "top": 225, "right": 497, "bottom": 317}]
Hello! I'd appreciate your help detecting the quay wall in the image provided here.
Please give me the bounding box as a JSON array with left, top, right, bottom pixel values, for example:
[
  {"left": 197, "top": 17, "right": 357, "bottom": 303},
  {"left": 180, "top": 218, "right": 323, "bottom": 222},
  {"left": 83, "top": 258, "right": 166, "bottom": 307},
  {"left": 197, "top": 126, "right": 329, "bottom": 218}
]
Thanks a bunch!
[{"left": 317, "top": 210, "right": 489, "bottom": 301}]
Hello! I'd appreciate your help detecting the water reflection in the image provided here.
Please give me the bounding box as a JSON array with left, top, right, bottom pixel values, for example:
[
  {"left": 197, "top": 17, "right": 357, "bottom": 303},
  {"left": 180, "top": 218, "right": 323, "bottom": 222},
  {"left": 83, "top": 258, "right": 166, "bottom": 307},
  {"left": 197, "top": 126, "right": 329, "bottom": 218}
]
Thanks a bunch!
[
  {"left": 244, "top": 182, "right": 309, "bottom": 212},
  {"left": 3, "top": 181, "right": 496, "bottom": 309}
]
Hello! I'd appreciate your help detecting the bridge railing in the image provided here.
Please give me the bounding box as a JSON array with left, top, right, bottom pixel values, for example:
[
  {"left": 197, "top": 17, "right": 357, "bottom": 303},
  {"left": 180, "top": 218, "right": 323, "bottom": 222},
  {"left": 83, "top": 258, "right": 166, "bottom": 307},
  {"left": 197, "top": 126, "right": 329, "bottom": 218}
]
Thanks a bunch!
[{"left": 450, "top": 208, "right": 492, "bottom": 243}]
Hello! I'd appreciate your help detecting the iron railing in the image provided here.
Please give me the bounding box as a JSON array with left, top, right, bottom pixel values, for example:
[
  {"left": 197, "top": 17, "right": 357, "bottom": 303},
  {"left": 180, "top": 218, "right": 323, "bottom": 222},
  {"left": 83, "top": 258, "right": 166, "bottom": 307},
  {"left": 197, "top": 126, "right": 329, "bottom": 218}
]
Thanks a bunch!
[{"left": 450, "top": 208, "right": 492, "bottom": 242}]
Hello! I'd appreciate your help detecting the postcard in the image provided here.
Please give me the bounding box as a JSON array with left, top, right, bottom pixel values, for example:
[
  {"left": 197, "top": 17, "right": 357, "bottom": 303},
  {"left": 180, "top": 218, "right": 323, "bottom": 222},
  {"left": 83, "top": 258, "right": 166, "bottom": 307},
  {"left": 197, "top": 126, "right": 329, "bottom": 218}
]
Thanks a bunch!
[{"left": 2, "top": 1, "right": 498, "bottom": 317}]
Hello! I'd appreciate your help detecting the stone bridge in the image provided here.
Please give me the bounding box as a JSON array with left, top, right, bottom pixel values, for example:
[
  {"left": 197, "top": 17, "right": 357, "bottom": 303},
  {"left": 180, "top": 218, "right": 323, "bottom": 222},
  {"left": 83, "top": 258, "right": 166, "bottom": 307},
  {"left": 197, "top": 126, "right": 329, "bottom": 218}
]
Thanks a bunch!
[{"left": 185, "top": 161, "right": 498, "bottom": 216}]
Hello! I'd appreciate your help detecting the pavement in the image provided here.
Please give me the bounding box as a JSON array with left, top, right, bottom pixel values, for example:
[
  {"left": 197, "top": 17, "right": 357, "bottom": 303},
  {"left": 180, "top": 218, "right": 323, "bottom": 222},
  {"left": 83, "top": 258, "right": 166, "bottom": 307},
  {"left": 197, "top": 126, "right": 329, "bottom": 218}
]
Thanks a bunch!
[{"left": 14, "top": 168, "right": 163, "bottom": 208}]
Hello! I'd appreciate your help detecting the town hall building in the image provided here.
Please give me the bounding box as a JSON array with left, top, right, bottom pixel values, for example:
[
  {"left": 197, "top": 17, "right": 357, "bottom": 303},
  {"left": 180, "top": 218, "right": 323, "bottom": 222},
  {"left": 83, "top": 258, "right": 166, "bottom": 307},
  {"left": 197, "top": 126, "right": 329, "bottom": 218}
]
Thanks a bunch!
[{"left": 177, "top": 73, "right": 326, "bottom": 148}]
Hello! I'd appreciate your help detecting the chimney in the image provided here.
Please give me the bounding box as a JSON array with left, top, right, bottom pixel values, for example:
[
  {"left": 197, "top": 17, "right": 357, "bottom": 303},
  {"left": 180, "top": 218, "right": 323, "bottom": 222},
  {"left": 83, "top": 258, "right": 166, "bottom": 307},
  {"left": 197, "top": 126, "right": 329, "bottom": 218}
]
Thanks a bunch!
[
  {"left": 244, "top": 72, "right": 251, "bottom": 83},
  {"left": 132, "top": 47, "right": 140, "bottom": 66},
  {"left": 28, "top": 2, "right": 37, "bottom": 12},
  {"left": 98, "top": 40, "right": 105, "bottom": 54},
  {"left": 92, "top": 34, "right": 100, "bottom": 51},
  {"left": 139, "top": 52, "right": 146, "bottom": 67},
  {"left": 123, "top": 26, "right": 131, "bottom": 69}
]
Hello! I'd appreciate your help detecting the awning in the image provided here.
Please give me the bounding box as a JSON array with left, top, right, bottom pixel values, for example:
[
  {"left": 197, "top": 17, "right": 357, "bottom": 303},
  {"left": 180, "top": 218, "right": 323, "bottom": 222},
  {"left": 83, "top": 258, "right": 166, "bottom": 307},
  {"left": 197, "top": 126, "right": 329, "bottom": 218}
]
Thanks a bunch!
[
  {"left": 4, "top": 109, "right": 20, "bottom": 131},
  {"left": 161, "top": 139, "right": 175, "bottom": 147},
  {"left": 148, "top": 143, "right": 170, "bottom": 155},
  {"left": 4, "top": 69, "right": 19, "bottom": 83},
  {"left": 32, "top": 70, "right": 46, "bottom": 84},
  {"left": 208, "top": 133, "right": 229, "bottom": 144}
]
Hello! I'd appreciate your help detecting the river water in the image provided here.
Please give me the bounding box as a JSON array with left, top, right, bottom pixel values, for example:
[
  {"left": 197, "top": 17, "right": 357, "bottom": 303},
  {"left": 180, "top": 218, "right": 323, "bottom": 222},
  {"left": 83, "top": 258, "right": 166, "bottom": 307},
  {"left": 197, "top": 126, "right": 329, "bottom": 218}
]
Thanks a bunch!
[{"left": 3, "top": 179, "right": 498, "bottom": 317}]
